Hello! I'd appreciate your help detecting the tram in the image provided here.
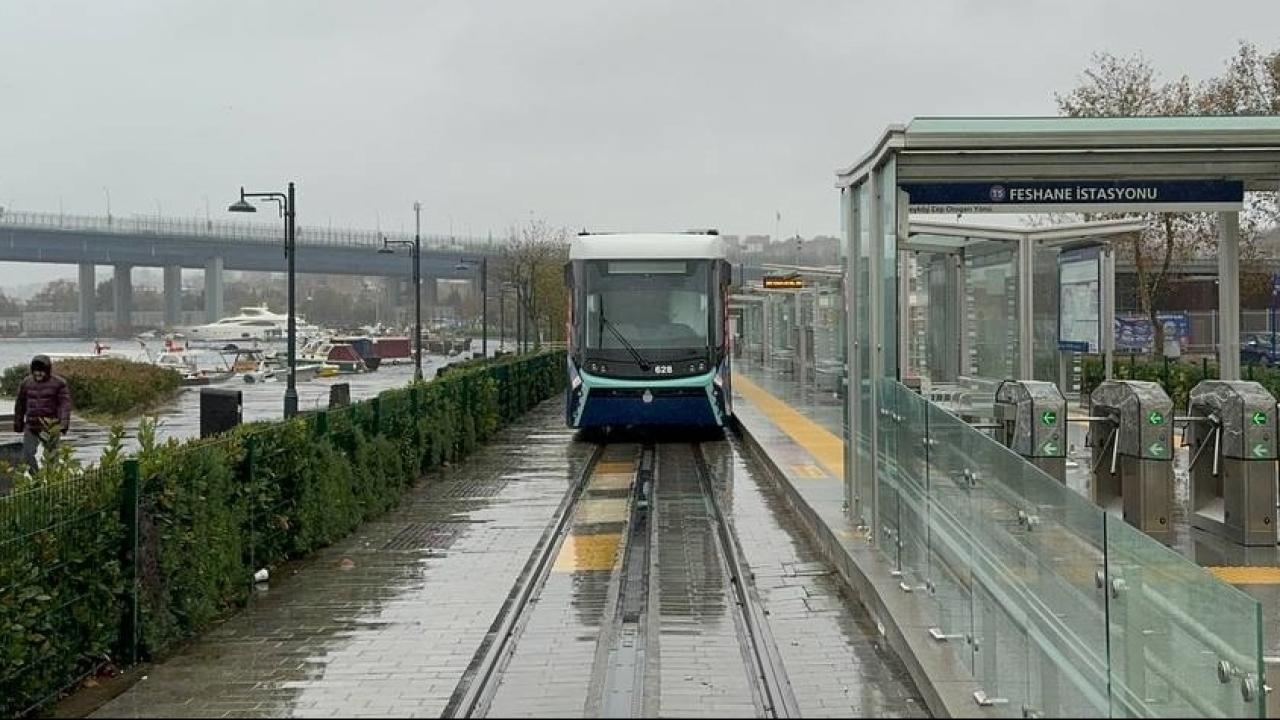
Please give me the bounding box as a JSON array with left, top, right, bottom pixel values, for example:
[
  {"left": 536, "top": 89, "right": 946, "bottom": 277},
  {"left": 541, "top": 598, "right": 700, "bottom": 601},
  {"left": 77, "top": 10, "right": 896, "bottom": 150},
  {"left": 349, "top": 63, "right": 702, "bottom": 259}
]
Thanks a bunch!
[{"left": 564, "top": 231, "right": 733, "bottom": 429}]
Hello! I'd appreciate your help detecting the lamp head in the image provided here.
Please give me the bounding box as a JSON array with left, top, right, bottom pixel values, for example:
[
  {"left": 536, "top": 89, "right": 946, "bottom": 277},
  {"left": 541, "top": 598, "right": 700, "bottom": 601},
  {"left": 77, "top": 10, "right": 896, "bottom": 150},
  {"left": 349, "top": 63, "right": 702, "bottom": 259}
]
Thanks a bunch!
[
  {"left": 227, "top": 198, "right": 256, "bottom": 213},
  {"left": 378, "top": 246, "right": 395, "bottom": 255}
]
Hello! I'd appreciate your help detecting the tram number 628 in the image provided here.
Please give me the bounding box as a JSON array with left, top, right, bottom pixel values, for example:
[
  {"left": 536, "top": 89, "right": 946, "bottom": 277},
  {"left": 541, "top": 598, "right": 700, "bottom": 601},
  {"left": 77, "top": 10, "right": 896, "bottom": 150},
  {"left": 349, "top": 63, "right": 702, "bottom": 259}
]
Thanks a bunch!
[{"left": 653, "top": 365, "right": 674, "bottom": 375}]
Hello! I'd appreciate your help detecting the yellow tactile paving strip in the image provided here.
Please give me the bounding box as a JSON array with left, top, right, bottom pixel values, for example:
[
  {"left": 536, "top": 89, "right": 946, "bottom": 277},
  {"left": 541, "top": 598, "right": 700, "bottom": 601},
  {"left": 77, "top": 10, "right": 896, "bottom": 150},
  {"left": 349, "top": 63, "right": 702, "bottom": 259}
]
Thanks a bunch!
[
  {"left": 733, "top": 373, "right": 843, "bottom": 479},
  {"left": 1207, "top": 566, "right": 1280, "bottom": 585},
  {"left": 553, "top": 534, "right": 622, "bottom": 572},
  {"left": 577, "top": 498, "right": 629, "bottom": 525},
  {"left": 552, "top": 453, "right": 637, "bottom": 572},
  {"left": 590, "top": 472, "right": 635, "bottom": 490}
]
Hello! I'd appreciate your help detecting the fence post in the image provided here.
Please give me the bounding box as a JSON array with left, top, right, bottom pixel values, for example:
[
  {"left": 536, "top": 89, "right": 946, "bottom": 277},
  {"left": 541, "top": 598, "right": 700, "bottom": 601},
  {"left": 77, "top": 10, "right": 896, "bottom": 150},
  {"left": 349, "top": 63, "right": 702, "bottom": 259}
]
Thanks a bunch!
[
  {"left": 370, "top": 397, "right": 381, "bottom": 435},
  {"left": 314, "top": 410, "right": 328, "bottom": 438},
  {"left": 119, "top": 459, "right": 140, "bottom": 665}
]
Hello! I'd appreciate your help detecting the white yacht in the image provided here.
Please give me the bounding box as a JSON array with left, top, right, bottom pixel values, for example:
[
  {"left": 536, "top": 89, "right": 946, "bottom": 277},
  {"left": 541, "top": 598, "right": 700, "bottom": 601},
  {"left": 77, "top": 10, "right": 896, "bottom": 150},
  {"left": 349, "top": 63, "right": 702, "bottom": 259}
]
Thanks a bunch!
[{"left": 184, "top": 305, "right": 321, "bottom": 342}]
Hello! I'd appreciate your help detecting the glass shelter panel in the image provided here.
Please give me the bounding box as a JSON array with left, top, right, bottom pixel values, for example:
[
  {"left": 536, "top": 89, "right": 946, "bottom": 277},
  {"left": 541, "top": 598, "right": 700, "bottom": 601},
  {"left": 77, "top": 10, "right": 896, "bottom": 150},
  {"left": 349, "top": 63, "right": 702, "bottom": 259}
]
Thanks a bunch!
[
  {"left": 964, "top": 241, "right": 1019, "bottom": 401},
  {"left": 876, "top": 162, "right": 901, "bottom": 561},
  {"left": 853, "top": 181, "right": 875, "bottom": 528}
]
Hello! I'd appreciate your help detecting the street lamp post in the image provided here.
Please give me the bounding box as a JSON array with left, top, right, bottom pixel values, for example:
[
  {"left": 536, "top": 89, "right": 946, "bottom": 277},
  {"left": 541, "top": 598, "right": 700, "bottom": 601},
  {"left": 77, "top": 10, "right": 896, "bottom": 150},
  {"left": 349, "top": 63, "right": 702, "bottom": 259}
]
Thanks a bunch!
[
  {"left": 456, "top": 257, "right": 488, "bottom": 359},
  {"left": 228, "top": 182, "right": 298, "bottom": 418},
  {"left": 498, "top": 282, "right": 516, "bottom": 353},
  {"left": 380, "top": 203, "right": 423, "bottom": 381}
]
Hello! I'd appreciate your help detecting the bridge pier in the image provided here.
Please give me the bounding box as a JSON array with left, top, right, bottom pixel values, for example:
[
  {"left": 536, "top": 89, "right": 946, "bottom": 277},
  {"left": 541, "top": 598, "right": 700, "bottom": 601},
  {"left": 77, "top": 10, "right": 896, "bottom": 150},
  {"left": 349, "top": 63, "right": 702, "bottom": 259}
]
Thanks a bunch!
[
  {"left": 164, "top": 265, "right": 182, "bottom": 329},
  {"left": 205, "top": 256, "right": 224, "bottom": 323},
  {"left": 113, "top": 263, "right": 133, "bottom": 337},
  {"left": 78, "top": 262, "right": 96, "bottom": 338}
]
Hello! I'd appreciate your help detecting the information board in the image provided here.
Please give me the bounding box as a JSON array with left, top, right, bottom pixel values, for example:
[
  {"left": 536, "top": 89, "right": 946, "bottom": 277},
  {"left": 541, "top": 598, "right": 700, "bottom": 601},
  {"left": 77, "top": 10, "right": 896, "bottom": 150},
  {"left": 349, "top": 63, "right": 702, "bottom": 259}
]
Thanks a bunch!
[{"left": 1058, "top": 246, "right": 1101, "bottom": 353}]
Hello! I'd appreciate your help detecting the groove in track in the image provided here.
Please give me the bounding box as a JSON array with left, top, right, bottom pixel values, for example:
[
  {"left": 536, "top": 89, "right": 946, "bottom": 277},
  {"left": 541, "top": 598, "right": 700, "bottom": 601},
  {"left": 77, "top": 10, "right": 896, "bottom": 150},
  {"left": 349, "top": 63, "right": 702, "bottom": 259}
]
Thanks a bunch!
[{"left": 689, "top": 442, "right": 801, "bottom": 719}]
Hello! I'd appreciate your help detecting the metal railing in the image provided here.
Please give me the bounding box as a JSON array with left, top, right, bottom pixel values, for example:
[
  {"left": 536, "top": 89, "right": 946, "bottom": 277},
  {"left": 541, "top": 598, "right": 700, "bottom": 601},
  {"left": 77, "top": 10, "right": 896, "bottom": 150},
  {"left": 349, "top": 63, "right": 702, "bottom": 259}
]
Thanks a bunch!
[{"left": 0, "top": 209, "right": 499, "bottom": 255}]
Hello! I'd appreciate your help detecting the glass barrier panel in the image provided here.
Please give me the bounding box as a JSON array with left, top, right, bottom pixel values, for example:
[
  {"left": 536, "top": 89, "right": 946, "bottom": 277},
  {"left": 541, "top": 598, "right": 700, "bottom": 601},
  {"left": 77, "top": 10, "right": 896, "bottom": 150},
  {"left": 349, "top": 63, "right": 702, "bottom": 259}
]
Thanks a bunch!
[
  {"left": 876, "top": 377, "right": 901, "bottom": 569},
  {"left": 1008, "top": 462, "right": 1110, "bottom": 718},
  {"left": 966, "top": 430, "right": 1036, "bottom": 715},
  {"left": 1105, "top": 514, "right": 1265, "bottom": 718},
  {"left": 924, "top": 400, "right": 976, "bottom": 674},
  {"left": 895, "top": 384, "right": 931, "bottom": 593}
]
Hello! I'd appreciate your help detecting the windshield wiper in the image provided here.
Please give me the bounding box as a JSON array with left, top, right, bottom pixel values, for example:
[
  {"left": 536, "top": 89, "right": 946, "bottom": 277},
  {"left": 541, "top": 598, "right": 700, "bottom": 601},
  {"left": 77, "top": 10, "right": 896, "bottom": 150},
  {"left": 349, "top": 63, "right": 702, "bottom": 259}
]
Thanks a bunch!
[{"left": 599, "top": 312, "right": 651, "bottom": 371}]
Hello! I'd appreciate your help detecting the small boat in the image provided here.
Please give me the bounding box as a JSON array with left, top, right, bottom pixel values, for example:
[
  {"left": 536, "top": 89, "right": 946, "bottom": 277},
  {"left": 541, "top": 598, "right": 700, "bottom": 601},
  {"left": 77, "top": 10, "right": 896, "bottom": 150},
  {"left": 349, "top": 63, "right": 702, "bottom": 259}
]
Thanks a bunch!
[
  {"left": 242, "top": 361, "right": 276, "bottom": 384},
  {"left": 301, "top": 339, "right": 366, "bottom": 374}
]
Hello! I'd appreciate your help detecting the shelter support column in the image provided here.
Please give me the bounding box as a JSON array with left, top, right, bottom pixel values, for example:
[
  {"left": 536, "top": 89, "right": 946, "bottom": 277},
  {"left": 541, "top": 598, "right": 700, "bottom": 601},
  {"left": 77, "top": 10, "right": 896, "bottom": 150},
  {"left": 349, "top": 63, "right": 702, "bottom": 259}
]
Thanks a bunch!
[
  {"left": 113, "top": 264, "right": 132, "bottom": 336},
  {"left": 1019, "top": 235, "right": 1034, "bottom": 380},
  {"left": 163, "top": 264, "right": 182, "bottom": 329},
  {"left": 1219, "top": 211, "right": 1241, "bottom": 381},
  {"left": 78, "top": 262, "right": 96, "bottom": 338},
  {"left": 1102, "top": 245, "right": 1115, "bottom": 380},
  {"left": 205, "top": 256, "right": 224, "bottom": 323}
]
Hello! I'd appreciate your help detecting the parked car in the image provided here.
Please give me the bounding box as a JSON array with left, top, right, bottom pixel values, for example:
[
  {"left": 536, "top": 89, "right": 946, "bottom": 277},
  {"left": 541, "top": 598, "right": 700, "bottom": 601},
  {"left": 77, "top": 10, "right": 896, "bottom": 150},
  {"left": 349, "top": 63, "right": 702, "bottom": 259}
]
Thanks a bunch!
[{"left": 1241, "top": 332, "right": 1280, "bottom": 366}]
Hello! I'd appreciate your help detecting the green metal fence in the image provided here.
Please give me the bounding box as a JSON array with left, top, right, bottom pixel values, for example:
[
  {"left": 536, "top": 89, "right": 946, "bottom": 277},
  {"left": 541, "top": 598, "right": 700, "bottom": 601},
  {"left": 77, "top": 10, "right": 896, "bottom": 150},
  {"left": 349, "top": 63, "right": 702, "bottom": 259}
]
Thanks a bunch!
[{"left": 0, "top": 350, "right": 565, "bottom": 717}]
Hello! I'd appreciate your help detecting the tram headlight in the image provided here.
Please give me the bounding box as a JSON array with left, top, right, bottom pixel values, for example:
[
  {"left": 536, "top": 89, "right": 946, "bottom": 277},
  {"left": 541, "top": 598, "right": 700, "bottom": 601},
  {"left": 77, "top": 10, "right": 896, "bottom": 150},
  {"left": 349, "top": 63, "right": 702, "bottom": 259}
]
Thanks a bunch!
[{"left": 642, "top": 389, "right": 654, "bottom": 404}]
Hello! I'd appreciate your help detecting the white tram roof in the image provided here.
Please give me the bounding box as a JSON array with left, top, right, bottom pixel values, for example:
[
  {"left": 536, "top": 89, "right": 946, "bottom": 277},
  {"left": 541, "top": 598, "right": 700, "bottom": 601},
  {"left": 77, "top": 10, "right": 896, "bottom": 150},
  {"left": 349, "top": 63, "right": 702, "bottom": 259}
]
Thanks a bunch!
[{"left": 569, "top": 233, "right": 725, "bottom": 261}]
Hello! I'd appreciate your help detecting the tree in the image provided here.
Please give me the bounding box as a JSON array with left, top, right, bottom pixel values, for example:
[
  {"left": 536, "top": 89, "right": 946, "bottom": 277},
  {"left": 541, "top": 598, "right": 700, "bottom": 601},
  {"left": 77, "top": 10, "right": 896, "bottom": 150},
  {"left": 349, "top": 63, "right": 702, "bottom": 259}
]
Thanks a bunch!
[
  {"left": 497, "top": 218, "right": 571, "bottom": 348},
  {"left": 0, "top": 289, "right": 21, "bottom": 316},
  {"left": 28, "top": 279, "right": 79, "bottom": 312},
  {"left": 1055, "top": 49, "right": 1278, "bottom": 352}
]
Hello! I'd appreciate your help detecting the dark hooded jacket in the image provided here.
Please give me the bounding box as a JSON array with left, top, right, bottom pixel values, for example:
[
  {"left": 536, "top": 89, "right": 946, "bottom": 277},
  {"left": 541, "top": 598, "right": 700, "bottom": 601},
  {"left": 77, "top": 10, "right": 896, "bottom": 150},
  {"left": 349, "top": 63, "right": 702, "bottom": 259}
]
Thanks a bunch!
[{"left": 14, "top": 355, "right": 71, "bottom": 433}]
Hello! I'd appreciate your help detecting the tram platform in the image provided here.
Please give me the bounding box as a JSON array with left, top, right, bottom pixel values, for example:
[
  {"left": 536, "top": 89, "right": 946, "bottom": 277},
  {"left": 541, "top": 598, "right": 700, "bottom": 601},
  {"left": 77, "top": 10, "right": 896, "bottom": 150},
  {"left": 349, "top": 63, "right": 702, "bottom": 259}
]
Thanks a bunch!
[{"left": 732, "top": 358, "right": 1280, "bottom": 717}]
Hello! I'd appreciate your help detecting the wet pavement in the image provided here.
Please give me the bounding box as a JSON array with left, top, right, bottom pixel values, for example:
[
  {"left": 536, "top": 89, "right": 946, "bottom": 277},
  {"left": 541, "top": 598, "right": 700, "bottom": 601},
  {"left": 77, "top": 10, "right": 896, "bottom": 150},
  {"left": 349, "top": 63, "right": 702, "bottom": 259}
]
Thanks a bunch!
[
  {"left": 91, "top": 401, "right": 592, "bottom": 719},
  {"left": 702, "top": 439, "right": 928, "bottom": 718},
  {"left": 484, "top": 446, "right": 638, "bottom": 718},
  {"left": 82, "top": 374, "right": 928, "bottom": 719}
]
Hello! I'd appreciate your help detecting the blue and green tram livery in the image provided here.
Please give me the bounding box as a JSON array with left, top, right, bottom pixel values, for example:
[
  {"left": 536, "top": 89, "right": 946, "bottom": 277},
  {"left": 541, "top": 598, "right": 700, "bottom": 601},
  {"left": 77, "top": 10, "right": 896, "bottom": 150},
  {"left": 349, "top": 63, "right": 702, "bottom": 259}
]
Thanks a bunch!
[{"left": 564, "top": 232, "right": 733, "bottom": 429}]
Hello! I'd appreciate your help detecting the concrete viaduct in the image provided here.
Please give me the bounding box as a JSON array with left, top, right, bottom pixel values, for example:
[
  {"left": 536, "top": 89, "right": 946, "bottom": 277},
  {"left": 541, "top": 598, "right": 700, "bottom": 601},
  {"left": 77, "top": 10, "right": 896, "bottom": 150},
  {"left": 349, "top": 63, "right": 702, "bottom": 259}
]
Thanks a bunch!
[{"left": 0, "top": 210, "right": 498, "bottom": 335}]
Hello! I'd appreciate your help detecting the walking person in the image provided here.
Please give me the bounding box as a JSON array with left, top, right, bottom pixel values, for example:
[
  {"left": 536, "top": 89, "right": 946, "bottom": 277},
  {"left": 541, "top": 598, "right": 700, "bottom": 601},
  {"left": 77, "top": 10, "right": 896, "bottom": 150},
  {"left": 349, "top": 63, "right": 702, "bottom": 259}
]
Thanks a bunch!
[{"left": 13, "top": 354, "right": 71, "bottom": 476}]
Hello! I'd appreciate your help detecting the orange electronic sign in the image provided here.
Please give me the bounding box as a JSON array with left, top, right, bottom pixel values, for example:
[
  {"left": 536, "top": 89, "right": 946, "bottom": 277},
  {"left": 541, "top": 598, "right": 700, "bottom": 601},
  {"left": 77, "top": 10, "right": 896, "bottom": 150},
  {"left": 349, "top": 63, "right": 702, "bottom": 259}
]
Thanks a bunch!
[{"left": 762, "top": 276, "right": 804, "bottom": 289}]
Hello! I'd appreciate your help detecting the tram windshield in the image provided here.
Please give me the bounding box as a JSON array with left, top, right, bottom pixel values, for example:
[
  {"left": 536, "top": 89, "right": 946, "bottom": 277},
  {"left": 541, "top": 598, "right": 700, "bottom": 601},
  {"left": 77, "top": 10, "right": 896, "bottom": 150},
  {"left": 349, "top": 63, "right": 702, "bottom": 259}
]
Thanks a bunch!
[{"left": 583, "top": 259, "right": 710, "bottom": 351}]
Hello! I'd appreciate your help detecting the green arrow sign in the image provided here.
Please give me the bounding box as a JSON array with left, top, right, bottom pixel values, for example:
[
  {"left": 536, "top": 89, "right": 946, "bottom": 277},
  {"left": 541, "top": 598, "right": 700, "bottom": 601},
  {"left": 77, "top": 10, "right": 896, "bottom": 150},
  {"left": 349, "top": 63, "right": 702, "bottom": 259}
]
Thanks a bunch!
[
  {"left": 1253, "top": 411, "right": 1269, "bottom": 426},
  {"left": 1041, "top": 410, "right": 1057, "bottom": 425},
  {"left": 1148, "top": 441, "right": 1167, "bottom": 457},
  {"left": 1042, "top": 440, "right": 1061, "bottom": 456},
  {"left": 1253, "top": 442, "right": 1271, "bottom": 459},
  {"left": 1148, "top": 410, "right": 1165, "bottom": 425}
]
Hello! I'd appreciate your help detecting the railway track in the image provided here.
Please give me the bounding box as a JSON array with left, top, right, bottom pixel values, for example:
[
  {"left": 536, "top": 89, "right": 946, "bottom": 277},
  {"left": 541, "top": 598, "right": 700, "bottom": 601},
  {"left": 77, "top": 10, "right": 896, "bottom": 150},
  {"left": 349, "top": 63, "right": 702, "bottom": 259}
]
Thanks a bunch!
[{"left": 444, "top": 440, "right": 798, "bottom": 718}]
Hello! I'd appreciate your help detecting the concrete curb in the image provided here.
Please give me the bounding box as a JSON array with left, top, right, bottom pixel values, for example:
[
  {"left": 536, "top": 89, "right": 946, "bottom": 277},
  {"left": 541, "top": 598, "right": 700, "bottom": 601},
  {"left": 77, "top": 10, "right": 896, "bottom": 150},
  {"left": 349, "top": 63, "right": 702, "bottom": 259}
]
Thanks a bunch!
[{"left": 731, "top": 411, "right": 983, "bottom": 719}]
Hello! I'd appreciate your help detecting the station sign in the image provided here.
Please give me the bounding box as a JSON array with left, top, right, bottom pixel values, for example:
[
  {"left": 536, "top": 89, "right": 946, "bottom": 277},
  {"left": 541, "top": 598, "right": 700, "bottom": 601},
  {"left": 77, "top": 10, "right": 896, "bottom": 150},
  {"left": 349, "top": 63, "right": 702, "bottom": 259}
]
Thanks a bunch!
[
  {"left": 901, "top": 179, "right": 1243, "bottom": 214},
  {"left": 762, "top": 276, "right": 805, "bottom": 289}
]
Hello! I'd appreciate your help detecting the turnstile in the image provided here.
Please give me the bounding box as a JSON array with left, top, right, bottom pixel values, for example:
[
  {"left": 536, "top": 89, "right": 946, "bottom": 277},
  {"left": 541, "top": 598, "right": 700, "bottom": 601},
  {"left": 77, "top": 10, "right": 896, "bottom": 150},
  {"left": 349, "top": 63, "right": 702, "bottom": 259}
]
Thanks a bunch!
[
  {"left": 1186, "top": 380, "right": 1278, "bottom": 546},
  {"left": 993, "top": 380, "right": 1067, "bottom": 482},
  {"left": 1088, "top": 380, "right": 1175, "bottom": 544}
]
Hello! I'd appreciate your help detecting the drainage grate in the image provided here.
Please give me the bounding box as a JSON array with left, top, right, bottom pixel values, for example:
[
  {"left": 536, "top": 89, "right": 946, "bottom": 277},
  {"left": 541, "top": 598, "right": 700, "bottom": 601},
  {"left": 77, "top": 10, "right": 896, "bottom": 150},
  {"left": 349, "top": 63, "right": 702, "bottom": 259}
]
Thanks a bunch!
[{"left": 381, "top": 521, "right": 477, "bottom": 551}]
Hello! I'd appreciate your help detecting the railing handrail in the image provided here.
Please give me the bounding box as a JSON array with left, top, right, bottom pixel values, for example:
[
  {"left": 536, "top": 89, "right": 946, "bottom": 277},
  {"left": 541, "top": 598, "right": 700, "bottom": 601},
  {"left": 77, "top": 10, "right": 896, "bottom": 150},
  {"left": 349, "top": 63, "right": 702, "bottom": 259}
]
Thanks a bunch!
[{"left": 0, "top": 208, "right": 502, "bottom": 255}]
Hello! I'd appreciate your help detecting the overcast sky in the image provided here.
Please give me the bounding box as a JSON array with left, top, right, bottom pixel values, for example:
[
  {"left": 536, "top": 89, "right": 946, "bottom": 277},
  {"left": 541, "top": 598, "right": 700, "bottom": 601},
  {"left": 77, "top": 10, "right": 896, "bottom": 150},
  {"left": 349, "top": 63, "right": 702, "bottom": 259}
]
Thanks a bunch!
[{"left": 2, "top": 0, "right": 1279, "bottom": 288}]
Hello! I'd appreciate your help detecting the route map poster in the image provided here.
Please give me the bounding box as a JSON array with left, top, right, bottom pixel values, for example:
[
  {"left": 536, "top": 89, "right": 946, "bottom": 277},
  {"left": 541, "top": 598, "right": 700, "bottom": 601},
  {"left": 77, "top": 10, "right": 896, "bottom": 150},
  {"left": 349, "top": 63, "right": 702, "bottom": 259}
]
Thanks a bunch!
[{"left": 1058, "top": 246, "right": 1101, "bottom": 353}]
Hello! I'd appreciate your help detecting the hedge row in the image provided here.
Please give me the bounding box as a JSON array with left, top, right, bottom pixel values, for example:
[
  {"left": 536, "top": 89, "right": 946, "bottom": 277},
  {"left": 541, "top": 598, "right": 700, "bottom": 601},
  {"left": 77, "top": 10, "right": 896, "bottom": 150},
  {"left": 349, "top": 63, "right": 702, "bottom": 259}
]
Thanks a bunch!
[
  {"left": 1080, "top": 355, "right": 1280, "bottom": 411},
  {"left": 1, "top": 358, "right": 182, "bottom": 419},
  {"left": 0, "top": 350, "right": 565, "bottom": 717}
]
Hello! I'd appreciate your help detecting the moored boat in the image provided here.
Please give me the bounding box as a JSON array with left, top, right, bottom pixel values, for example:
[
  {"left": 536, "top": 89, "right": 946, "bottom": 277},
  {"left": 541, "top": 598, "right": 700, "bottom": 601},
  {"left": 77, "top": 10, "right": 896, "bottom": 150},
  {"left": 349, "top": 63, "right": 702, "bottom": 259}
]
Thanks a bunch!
[{"left": 331, "top": 336, "right": 382, "bottom": 371}]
